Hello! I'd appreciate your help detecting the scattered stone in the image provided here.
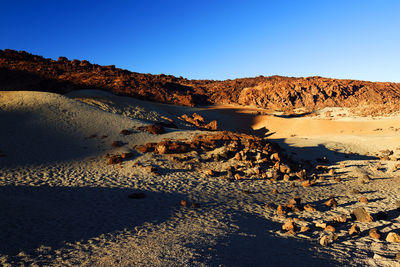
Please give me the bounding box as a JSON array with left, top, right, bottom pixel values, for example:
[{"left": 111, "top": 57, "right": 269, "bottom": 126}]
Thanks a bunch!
[
  {"left": 328, "top": 169, "right": 335, "bottom": 176},
  {"left": 180, "top": 200, "right": 187, "bottom": 207},
  {"left": 270, "top": 153, "right": 280, "bottom": 161},
  {"left": 316, "top": 222, "right": 327, "bottom": 229},
  {"left": 137, "top": 124, "right": 166, "bottom": 134},
  {"left": 339, "top": 162, "right": 346, "bottom": 168},
  {"left": 332, "top": 214, "right": 347, "bottom": 223},
  {"left": 128, "top": 192, "right": 146, "bottom": 199},
  {"left": 234, "top": 173, "right": 242, "bottom": 180},
  {"left": 320, "top": 235, "right": 328, "bottom": 246},
  {"left": 351, "top": 207, "right": 373, "bottom": 222},
  {"left": 283, "top": 174, "right": 291, "bottom": 182},
  {"left": 369, "top": 228, "right": 381, "bottom": 240},
  {"left": 303, "top": 204, "right": 317, "bottom": 212},
  {"left": 282, "top": 219, "right": 295, "bottom": 231},
  {"left": 349, "top": 224, "right": 360, "bottom": 236},
  {"left": 272, "top": 189, "right": 278, "bottom": 194},
  {"left": 300, "top": 226, "right": 310, "bottom": 232},
  {"left": 396, "top": 252, "right": 400, "bottom": 260},
  {"left": 324, "top": 197, "right": 338, "bottom": 208},
  {"left": 302, "top": 180, "right": 311, "bottom": 187},
  {"left": 206, "top": 169, "right": 215, "bottom": 176},
  {"left": 325, "top": 225, "right": 336, "bottom": 232},
  {"left": 106, "top": 154, "right": 123, "bottom": 165},
  {"left": 277, "top": 205, "right": 286, "bottom": 215},
  {"left": 289, "top": 197, "right": 301, "bottom": 206},
  {"left": 386, "top": 232, "right": 400, "bottom": 243},
  {"left": 121, "top": 152, "right": 134, "bottom": 159},
  {"left": 111, "top": 141, "right": 122, "bottom": 148},
  {"left": 136, "top": 143, "right": 157, "bottom": 153},
  {"left": 359, "top": 196, "right": 368, "bottom": 203},
  {"left": 120, "top": 129, "right": 131, "bottom": 135},
  {"left": 145, "top": 165, "right": 159, "bottom": 175}
]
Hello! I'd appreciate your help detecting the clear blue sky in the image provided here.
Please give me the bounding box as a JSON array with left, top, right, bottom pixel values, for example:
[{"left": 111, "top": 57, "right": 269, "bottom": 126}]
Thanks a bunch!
[{"left": 1, "top": 0, "right": 399, "bottom": 82}]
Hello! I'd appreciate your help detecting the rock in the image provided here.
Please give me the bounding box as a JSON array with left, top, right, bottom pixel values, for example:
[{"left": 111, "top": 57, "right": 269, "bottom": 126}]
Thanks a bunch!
[
  {"left": 369, "top": 228, "right": 381, "bottom": 240},
  {"left": 279, "top": 164, "right": 291, "bottom": 174},
  {"left": 302, "top": 180, "right": 311, "bottom": 187},
  {"left": 320, "top": 235, "right": 328, "bottom": 246},
  {"left": 121, "top": 152, "right": 134, "bottom": 159},
  {"left": 328, "top": 169, "right": 335, "bottom": 176},
  {"left": 303, "top": 204, "right": 317, "bottom": 212},
  {"left": 272, "top": 189, "right": 278, "bottom": 194},
  {"left": 300, "top": 226, "right": 310, "bottom": 232},
  {"left": 349, "top": 224, "right": 360, "bottom": 235},
  {"left": 206, "top": 169, "right": 215, "bottom": 176},
  {"left": 120, "top": 129, "right": 131, "bottom": 135},
  {"left": 396, "top": 252, "right": 400, "bottom": 260},
  {"left": 234, "top": 173, "right": 241, "bottom": 180},
  {"left": 324, "top": 225, "right": 336, "bottom": 232},
  {"left": 359, "top": 196, "right": 368, "bottom": 203},
  {"left": 283, "top": 174, "right": 291, "bottom": 182},
  {"left": 107, "top": 154, "right": 123, "bottom": 165},
  {"left": 386, "top": 232, "right": 400, "bottom": 243},
  {"left": 137, "top": 124, "right": 166, "bottom": 134},
  {"left": 277, "top": 205, "right": 286, "bottom": 215},
  {"left": 282, "top": 219, "right": 295, "bottom": 231},
  {"left": 270, "top": 153, "right": 280, "bottom": 161},
  {"left": 180, "top": 200, "right": 187, "bottom": 207},
  {"left": 324, "top": 197, "right": 338, "bottom": 208},
  {"left": 289, "top": 197, "right": 301, "bottom": 206},
  {"left": 332, "top": 214, "right": 347, "bottom": 223},
  {"left": 128, "top": 192, "right": 146, "bottom": 199},
  {"left": 111, "top": 141, "right": 122, "bottom": 148},
  {"left": 351, "top": 207, "right": 373, "bottom": 222},
  {"left": 316, "top": 222, "right": 327, "bottom": 229},
  {"left": 136, "top": 143, "right": 157, "bottom": 153}
]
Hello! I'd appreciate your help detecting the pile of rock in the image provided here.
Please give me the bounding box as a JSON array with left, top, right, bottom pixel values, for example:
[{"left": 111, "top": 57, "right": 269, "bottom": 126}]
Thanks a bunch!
[{"left": 178, "top": 113, "right": 218, "bottom": 130}]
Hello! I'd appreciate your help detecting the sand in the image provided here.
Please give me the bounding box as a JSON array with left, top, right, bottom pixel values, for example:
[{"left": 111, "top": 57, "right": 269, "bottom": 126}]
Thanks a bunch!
[{"left": 1, "top": 90, "right": 400, "bottom": 266}]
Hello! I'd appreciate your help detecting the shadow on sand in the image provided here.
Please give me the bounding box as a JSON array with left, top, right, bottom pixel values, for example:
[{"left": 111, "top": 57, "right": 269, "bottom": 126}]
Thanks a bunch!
[{"left": 0, "top": 185, "right": 182, "bottom": 256}]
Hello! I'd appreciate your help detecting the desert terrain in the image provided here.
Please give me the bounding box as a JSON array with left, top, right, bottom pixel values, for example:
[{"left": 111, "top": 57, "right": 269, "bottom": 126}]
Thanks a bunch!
[{"left": 1, "top": 51, "right": 400, "bottom": 266}]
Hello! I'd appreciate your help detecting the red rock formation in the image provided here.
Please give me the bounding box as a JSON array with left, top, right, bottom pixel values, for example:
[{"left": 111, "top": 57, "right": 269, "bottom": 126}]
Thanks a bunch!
[{"left": 1, "top": 49, "right": 400, "bottom": 111}]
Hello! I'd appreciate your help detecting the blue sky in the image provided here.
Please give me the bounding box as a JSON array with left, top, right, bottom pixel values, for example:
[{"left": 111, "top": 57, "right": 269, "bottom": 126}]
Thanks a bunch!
[{"left": 1, "top": 0, "right": 399, "bottom": 82}]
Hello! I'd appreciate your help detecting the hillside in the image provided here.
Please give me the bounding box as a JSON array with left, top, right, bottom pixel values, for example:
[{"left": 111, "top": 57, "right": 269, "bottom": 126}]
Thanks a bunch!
[{"left": 1, "top": 49, "right": 400, "bottom": 111}]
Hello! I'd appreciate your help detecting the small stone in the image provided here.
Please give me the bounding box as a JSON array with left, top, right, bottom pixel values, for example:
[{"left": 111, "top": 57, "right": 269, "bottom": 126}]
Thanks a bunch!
[
  {"left": 315, "top": 222, "right": 327, "bottom": 228},
  {"left": 283, "top": 174, "right": 290, "bottom": 182},
  {"left": 121, "top": 152, "right": 134, "bottom": 159},
  {"left": 282, "top": 219, "right": 295, "bottom": 231},
  {"left": 289, "top": 197, "right": 301, "bottom": 206},
  {"left": 277, "top": 205, "right": 286, "bottom": 215},
  {"left": 300, "top": 226, "right": 310, "bottom": 232},
  {"left": 328, "top": 169, "right": 335, "bottom": 176},
  {"left": 272, "top": 189, "right": 278, "bottom": 194},
  {"left": 206, "top": 169, "right": 215, "bottom": 176},
  {"left": 180, "top": 200, "right": 187, "bottom": 207},
  {"left": 234, "top": 173, "right": 241, "bottom": 180},
  {"left": 359, "top": 196, "right": 368, "bottom": 203},
  {"left": 349, "top": 224, "right": 360, "bottom": 235},
  {"left": 334, "top": 177, "right": 342, "bottom": 182},
  {"left": 386, "top": 232, "right": 400, "bottom": 243},
  {"left": 120, "top": 129, "right": 132, "bottom": 135},
  {"left": 320, "top": 235, "right": 328, "bottom": 246},
  {"left": 324, "top": 198, "right": 338, "bottom": 208},
  {"left": 395, "top": 252, "right": 400, "bottom": 260},
  {"left": 332, "top": 214, "right": 347, "bottom": 223},
  {"left": 351, "top": 207, "right": 373, "bottom": 222},
  {"left": 325, "top": 225, "right": 336, "bottom": 232},
  {"left": 302, "top": 180, "right": 311, "bottom": 187},
  {"left": 369, "top": 228, "right": 381, "bottom": 240},
  {"left": 303, "top": 204, "right": 317, "bottom": 212}
]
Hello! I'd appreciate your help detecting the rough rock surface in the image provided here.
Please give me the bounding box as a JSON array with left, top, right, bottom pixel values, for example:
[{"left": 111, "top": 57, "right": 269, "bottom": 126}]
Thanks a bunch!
[{"left": 1, "top": 49, "right": 400, "bottom": 112}]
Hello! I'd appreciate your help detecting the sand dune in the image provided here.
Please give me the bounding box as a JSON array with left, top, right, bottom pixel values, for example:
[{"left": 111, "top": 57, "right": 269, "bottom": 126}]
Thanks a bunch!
[{"left": 1, "top": 90, "right": 400, "bottom": 266}]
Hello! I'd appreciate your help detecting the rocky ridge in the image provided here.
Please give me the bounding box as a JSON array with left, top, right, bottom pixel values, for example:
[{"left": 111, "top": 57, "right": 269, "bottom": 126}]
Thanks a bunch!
[{"left": 1, "top": 49, "right": 400, "bottom": 112}]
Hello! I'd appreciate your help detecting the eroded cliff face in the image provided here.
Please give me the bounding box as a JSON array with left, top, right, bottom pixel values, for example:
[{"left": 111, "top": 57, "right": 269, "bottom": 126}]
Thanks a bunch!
[{"left": 1, "top": 49, "right": 400, "bottom": 111}]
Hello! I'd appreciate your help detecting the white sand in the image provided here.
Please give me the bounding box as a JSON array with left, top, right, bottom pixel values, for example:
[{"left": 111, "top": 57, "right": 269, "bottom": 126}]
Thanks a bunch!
[{"left": 1, "top": 90, "right": 400, "bottom": 266}]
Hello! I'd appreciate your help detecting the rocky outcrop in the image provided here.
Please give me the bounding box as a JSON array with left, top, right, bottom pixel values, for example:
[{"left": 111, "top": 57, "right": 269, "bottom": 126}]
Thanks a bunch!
[{"left": 1, "top": 49, "right": 400, "bottom": 111}]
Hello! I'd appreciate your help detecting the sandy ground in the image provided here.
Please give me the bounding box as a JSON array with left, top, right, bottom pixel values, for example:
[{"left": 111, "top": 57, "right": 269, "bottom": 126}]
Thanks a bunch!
[{"left": 1, "top": 90, "right": 400, "bottom": 266}]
